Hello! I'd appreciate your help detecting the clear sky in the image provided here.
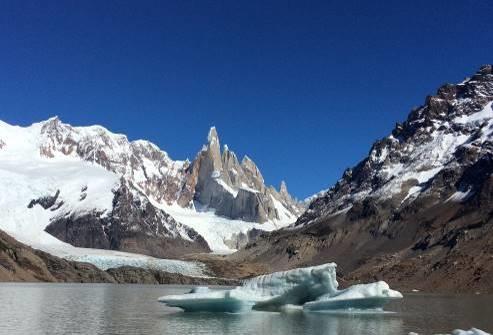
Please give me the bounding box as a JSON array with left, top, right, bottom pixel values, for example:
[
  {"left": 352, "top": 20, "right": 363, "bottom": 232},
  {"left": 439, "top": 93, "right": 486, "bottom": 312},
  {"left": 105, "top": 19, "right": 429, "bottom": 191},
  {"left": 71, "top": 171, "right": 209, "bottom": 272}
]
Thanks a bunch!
[{"left": 0, "top": 1, "right": 492, "bottom": 199}]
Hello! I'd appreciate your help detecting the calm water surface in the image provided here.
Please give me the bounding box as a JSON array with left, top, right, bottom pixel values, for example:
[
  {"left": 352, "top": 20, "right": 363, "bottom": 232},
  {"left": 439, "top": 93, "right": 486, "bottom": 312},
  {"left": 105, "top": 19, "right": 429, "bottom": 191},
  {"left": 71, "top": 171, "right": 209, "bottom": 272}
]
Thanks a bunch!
[{"left": 0, "top": 283, "right": 491, "bottom": 335}]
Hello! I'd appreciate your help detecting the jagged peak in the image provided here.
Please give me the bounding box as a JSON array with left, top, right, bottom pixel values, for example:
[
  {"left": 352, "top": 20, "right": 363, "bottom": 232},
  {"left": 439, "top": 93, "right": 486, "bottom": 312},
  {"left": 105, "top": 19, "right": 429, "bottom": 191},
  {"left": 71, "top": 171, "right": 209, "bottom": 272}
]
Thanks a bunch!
[
  {"left": 36, "top": 117, "right": 116, "bottom": 137},
  {"left": 241, "top": 155, "right": 261, "bottom": 173},
  {"left": 301, "top": 65, "right": 493, "bottom": 222},
  {"left": 222, "top": 144, "right": 238, "bottom": 161},
  {"left": 39, "top": 115, "right": 71, "bottom": 134},
  {"left": 46, "top": 115, "right": 61, "bottom": 123},
  {"left": 33, "top": 117, "right": 179, "bottom": 163},
  {"left": 477, "top": 64, "right": 492, "bottom": 75},
  {"left": 207, "top": 126, "right": 219, "bottom": 145},
  {"left": 280, "top": 180, "right": 289, "bottom": 195},
  {"left": 241, "top": 154, "right": 254, "bottom": 165},
  {"left": 389, "top": 65, "right": 493, "bottom": 142},
  {"left": 241, "top": 155, "right": 265, "bottom": 183},
  {"left": 37, "top": 115, "right": 62, "bottom": 127}
]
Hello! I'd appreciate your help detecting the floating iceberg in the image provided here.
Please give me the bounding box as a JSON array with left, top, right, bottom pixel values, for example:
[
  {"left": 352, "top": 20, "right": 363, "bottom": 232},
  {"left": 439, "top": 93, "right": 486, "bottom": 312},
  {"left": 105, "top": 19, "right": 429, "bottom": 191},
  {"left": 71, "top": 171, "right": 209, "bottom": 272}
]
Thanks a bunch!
[
  {"left": 158, "top": 287, "right": 255, "bottom": 313},
  {"left": 158, "top": 263, "right": 402, "bottom": 312}
]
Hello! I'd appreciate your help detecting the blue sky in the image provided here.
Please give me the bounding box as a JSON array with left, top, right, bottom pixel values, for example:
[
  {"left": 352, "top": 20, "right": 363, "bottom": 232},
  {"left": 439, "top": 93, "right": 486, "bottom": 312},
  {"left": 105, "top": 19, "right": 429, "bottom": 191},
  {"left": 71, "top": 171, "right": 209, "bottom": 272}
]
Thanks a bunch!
[{"left": 0, "top": 0, "right": 492, "bottom": 199}]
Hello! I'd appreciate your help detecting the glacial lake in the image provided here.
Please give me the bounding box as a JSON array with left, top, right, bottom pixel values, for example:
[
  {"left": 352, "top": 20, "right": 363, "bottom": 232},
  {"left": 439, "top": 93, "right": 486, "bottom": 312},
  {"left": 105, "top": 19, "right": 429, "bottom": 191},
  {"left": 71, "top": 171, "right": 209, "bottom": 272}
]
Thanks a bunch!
[{"left": 0, "top": 283, "right": 491, "bottom": 335}]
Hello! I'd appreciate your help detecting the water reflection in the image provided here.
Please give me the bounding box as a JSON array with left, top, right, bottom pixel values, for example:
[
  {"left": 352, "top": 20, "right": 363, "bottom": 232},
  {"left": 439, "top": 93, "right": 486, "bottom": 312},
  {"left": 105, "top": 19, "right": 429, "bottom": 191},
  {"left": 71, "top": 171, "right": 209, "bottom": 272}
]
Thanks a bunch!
[
  {"left": 159, "top": 310, "right": 404, "bottom": 335},
  {"left": 0, "top": 284, "right": 491, "bottom": 335}
]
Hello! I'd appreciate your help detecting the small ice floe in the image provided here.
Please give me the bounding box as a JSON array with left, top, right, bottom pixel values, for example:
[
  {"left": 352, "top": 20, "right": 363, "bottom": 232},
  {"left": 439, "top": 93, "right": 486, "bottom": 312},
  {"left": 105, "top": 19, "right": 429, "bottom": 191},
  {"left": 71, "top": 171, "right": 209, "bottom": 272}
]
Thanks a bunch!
[
  {"left": 449, "top": 329, "right": 491, "bottom": 335},
  {"left": 158, "top": 263, "right": 402, "bottom": 313},
  {"left": 409, "top": 328, "right": 490, "bottom": 335}
]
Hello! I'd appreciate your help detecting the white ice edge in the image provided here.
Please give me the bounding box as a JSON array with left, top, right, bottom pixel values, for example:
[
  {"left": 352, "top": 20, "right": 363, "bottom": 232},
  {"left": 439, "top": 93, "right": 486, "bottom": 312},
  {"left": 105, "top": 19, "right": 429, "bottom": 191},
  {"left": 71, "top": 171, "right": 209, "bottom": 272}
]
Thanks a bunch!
[
  {"left": 409, "top": 328, "right": 491, "bottom": 335},
  {"left": 158, "top": 263, "right": 403, "bottom": 313}
]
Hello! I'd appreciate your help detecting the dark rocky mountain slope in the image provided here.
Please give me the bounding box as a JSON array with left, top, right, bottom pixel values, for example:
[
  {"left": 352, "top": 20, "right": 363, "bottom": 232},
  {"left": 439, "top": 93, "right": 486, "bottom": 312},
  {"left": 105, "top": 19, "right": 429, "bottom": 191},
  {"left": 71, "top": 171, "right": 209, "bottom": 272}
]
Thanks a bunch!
[
  {"left": 232, "top": 65, "right": 493, "bottom": 293},
  {"left": 44, "top": 180, "right": 210, "bottom": 258}
]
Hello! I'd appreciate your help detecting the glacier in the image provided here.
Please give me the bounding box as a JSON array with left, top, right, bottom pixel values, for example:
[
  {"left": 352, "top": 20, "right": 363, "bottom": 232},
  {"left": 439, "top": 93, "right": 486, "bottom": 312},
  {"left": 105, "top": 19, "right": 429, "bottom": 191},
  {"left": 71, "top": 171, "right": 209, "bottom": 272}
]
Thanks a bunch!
[{"left": 158, "top": 263, "right": 402, "bottom": 312}]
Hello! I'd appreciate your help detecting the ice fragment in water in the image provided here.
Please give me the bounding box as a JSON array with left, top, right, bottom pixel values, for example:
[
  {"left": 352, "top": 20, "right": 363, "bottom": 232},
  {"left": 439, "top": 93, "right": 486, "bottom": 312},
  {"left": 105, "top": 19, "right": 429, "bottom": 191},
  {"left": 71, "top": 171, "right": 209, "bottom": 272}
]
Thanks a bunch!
[{"left": 158, "top": 263, "right": 402, "bottom": 313}]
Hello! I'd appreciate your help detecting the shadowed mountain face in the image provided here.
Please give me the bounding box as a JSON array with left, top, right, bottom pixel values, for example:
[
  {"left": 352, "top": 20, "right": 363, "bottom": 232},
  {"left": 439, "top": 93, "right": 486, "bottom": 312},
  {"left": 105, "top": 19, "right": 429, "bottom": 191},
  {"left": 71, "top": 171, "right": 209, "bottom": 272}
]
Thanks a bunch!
[
  {"left": 44, "top": 179, "right": 211, "bottom": 258},
  {"left": 233, "top": 65, "right": 493, "bottom": 293}
]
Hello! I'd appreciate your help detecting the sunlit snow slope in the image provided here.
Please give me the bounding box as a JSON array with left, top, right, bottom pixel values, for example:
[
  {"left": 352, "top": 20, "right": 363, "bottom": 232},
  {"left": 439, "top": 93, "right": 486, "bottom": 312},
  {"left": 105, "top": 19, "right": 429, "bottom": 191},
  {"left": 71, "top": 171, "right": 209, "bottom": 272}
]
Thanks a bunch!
[
  {"left": 0, "top": 116, "right": 302, "bottom": 265},
  {"left": 0, "top": 120, "right": 207, "bottom": 275}
]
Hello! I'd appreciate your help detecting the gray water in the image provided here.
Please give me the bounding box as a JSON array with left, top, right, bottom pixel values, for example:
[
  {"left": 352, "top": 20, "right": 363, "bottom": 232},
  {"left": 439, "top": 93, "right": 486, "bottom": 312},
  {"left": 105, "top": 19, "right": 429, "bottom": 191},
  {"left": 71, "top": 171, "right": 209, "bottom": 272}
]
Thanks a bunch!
[{"left": 0, "top": 283, "right": 491, "bottom": 335}]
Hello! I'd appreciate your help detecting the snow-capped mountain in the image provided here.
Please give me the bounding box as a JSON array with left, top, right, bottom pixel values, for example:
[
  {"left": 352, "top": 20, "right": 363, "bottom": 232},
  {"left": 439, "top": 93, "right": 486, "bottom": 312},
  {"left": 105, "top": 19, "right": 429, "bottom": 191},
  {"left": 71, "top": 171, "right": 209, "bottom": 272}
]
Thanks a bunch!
[
  {"left": 300, "top": 64, "right": 493, "bottom": 225},
  {"left": 235, "top": 65, "right": 493, "bottom": 293},
  {"left": 0, "top": 117, "right": 303, "bottom": 260}
]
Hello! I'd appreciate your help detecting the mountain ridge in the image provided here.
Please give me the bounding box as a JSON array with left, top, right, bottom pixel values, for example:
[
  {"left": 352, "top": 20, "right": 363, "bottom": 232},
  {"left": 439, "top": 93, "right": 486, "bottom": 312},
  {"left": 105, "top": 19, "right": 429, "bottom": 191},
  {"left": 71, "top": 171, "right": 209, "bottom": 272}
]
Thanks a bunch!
[
  {"left": 0, "top": 116, "right": 304, "bottom": 262},
  {"left": 232, "top": 64, "right": 493, "bottom": 293}
]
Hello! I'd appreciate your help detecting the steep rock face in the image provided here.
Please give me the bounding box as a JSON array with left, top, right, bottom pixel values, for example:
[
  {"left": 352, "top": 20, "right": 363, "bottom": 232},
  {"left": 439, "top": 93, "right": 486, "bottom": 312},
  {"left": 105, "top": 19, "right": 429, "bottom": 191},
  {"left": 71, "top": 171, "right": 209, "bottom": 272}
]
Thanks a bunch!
[
  {"left": 183, "top": 127, "right": 303, "bottom": 222},
  {"left": 44, "top": 180, "right": 210, "bottom": 258},
  {"left": 300, "top": 64, "right": 493, "bottom": 225},
  {"left": 233, "top": 65, "right": 493, "bottom": 293}
]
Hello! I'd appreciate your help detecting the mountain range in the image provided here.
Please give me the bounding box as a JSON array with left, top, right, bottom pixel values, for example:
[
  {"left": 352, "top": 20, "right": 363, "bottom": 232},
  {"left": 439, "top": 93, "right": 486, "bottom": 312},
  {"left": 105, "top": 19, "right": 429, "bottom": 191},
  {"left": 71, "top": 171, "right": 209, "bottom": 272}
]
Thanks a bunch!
[
  {"left": 1, "top": 64, "right": 493, "bottom": 293},
  {"left": 0, "top": 117, "right": 303, "bottom": 263}
]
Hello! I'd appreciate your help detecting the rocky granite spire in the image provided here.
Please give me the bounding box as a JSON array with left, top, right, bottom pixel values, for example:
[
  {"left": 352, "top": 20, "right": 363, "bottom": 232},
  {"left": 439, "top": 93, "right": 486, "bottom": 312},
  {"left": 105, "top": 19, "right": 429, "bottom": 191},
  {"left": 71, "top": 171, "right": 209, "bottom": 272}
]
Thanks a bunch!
[
  {"left": 195, "top": 126, "right": 229, "bottom": 197},
  {"left": 179, "top": 127, "right": 304, "bottom": 223},
  {"left": 280, "top": 181, "right": 289, "bottom": 197},
  {"left": 206, "top": 126, "right": 223, "bottom": 172},
  {"left": 222, "top": 144, "right": 242, "bottom": 186},
  {"left": 278, "top": 180, "right": 297, "bottom": 205},
  {"left": 241, "top": 155, "right": 265, "bottom": 190}
]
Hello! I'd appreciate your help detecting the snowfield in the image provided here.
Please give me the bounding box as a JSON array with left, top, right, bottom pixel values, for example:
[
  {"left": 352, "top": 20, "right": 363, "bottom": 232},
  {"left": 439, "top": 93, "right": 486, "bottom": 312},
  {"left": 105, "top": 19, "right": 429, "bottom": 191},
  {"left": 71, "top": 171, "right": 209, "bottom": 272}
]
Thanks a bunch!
[
  {"left": 157, "top": 202, "right": 292, "bottom": 253},
  {"left": 0, "top": 120, "right": 208, "bottom": 276},
  {"left": 0, "top": 158, "right": 207, "bottom": 276}
]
